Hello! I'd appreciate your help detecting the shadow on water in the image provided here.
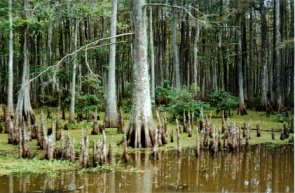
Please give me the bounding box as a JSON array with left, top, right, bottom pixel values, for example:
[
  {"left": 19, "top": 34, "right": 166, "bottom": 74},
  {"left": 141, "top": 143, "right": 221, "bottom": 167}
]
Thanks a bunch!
[{"left": 0, "top": 145, "right": 293, "bottom": 193}]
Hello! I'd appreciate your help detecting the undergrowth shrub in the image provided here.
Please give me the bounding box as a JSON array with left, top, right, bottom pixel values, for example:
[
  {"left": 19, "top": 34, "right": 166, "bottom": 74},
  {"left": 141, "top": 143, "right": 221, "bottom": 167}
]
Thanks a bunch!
[{"left": 209, "top": 90, "right": 239, "bottom": 116}]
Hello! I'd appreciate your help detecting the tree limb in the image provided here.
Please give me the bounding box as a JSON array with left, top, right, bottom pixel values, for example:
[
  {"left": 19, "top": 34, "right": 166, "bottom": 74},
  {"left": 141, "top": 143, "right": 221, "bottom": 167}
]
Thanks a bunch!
[{"left": 29, "top": 32, "right": 133, "bottom": 83}]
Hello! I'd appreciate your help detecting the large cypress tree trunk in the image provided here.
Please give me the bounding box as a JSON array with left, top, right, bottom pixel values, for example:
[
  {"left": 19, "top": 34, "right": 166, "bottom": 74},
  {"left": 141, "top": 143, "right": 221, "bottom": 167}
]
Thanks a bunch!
[
  {"left": 16, "top": 0, "right": 35, "bottom": 125},
  {"left": 105, "top": 0, "right": 118, "bottom": 128},
  {"left": 126, "top": 0, "right": 155, "bottom": 148},
  {"left": 237, "top": 15, "right": 247, "bottom": 115},
  {"left": 193, "top": 20, "right": 199, "bottom": 87},
  {"left": 288, "top": 0, "right": 294, "bottom": 107},
  {"left": 248, "top": 6, "right": 254, "bottom": 102},
  {"left": 172, "top": 0, "right": 180, "bottom": 89},
  {"left": 258, "top": 0, "right": 270, "bottom": 110},
  {"left": 149, "top": 5, "right": 155, "bottom": 104},
  {"left": 274, "top": 0, "right": 283, "bottom": 111},
  {"left": 6, "top": 0, "right": 14, "bottom": 119}
]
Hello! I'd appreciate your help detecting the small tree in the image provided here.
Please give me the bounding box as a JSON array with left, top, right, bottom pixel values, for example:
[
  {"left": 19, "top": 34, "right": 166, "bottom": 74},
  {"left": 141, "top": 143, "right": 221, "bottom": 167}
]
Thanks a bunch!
[{"left": 209, "top": 90, "right": 239, "bottom": 117}]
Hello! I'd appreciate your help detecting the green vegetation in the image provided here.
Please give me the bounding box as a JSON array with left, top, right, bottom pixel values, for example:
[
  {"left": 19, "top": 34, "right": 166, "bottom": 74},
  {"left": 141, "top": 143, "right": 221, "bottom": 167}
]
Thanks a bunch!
[
  {"left": 0, "top": 108, "right": 292, "bottom": 176},
  {"left": 0, "top": 157, "right": 77, "bottom": 176},
  {"left": 209, "top": 90, "right": 239, "bottom": 115},
  {"left": 156, "top": 83, "right": 209, "bottom": 119}
]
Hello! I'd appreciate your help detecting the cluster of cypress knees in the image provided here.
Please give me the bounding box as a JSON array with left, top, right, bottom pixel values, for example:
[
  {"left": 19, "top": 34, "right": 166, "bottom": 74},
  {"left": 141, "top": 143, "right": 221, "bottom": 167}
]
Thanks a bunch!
[{"left": 0, "top": 105, "right": 293, "bottom": 169}]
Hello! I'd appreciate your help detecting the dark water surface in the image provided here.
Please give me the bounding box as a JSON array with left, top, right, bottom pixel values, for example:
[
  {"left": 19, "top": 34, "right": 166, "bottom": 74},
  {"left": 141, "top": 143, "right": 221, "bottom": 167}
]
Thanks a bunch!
[{"left": 0, "top": 145, "right": 293, "bottom": 193}]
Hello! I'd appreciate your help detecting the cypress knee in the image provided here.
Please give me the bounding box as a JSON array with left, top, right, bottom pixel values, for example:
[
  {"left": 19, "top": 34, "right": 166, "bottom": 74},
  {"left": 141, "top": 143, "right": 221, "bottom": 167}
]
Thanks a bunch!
[{"left": 256, "top": 122, "right": 261, "bottom": 137}]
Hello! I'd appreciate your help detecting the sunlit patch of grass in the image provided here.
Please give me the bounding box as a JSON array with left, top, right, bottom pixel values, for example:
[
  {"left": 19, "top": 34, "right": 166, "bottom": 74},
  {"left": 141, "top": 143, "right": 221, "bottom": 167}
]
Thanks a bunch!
[{"left": 0, "top": 156, "right": 78, "bottom": 176}]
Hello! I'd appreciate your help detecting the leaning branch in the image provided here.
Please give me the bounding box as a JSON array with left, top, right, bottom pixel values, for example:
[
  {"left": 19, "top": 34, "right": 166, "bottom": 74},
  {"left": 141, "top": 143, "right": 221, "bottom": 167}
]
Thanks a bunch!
[{"left": 29, "top": 32, "right": 133, "bottom": 83}]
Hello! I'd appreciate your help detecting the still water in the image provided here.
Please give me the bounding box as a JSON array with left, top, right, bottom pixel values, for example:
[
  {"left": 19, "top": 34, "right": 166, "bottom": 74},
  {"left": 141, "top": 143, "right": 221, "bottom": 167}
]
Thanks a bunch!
[{"left": 0, "top": 145, "right": 293, "bottom": 193}]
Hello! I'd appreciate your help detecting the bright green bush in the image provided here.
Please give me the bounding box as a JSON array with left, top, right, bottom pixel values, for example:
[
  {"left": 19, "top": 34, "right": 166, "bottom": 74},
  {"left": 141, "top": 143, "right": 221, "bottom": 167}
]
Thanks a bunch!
[
  {"left": 209, "top": 90, "right": 239, "bottom": 114},
  {"left": 75, "top": 94, "right": 101, "bottom": 113},
  {"left": 155, "top": 82, "right": 208, "bottom": 119},
  {"left": 166, "top": 88, "right": 209, "bottom": 119}
]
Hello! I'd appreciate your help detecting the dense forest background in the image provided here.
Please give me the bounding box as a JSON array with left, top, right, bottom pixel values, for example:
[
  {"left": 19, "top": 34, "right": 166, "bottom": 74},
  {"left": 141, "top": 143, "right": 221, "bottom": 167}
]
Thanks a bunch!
[{"left": 0, "top": 0, "right": 293, "bottom": 120}]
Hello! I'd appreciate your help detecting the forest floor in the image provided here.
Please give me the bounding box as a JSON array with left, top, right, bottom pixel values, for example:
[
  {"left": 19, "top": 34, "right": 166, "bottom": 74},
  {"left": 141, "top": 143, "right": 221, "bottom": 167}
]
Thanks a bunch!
[{"left": 0, "top": 108, "right": 293, "bottom": 176}]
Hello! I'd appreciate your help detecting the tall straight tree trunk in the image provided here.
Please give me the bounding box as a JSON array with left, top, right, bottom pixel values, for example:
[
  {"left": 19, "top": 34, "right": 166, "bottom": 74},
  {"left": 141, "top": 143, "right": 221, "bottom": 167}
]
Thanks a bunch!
[
  {"left": 237, "top": 16, "right": 247, "bottom": 115},
  {"left": 172, "top": 0, "right": 180, "bottom": 89},
  {"left": 105, "top": 0, "right": 118, "bottom": 128},
  {"left": 193, "top": 21, "right": 199, "bottom": 86},
  {"left": 241, "top": 16, "right": 248, "bottom": 100},
  {"left": 126, "top": 0, "right": 155, "bottom": 148},
  {"left": 288, "top": 0, "right": 294, "bottom": 107},
  {"left": 69, "top": 21, "right": 78, "bottom": 122},
  {"left": 149, "top": 6, "right": 155, "bottom": 104},
  {"left": 248, "top": 6, "right": 254, "bottom": 101},
  {"left": 274, "top": 0, "right": 283, "bottom": 110},
  {"left": 6, "top": 0, "right": 14, "bottom": 119},
  {"left": 258, "top": 0, "right": 270, "bottom": 110},
  {"left": 16, "top": 0, "right": 35, "bottom": 125}
]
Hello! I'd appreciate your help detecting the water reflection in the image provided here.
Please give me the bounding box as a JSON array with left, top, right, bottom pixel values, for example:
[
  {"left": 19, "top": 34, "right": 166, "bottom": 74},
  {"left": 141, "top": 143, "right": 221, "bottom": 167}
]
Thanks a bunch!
[{"left": 0, "top": 145, "right": 293, "bottom": 193}]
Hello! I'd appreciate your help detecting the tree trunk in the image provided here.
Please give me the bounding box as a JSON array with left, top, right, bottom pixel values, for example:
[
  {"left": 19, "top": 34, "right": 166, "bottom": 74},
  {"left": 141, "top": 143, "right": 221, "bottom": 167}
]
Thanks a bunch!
[
  {"left": 288, "top": 0, "right": 294, "bottom": 107},
  {"left": 274, "top": 0, "right": 283, "bottom": 110},
  {"left": 193, "top": 17, "right": 200, "bottom": 87},
  {"left": 126, "top": 0, "right": 155, "bottom": 148},
  {"left": 172, "top": 0, "right": 180, "bottom": 89},
  {"left": 237, "top": 16, "right": 247, "bottom": 115},
  {"left": 105, "top": 0, "right": 118, "bottom": 128},
  {"left": 149, "top": 5, "right": 155, "bottom": 104},
  {"left": 16, "top": 0, "right": 35, "bottom": 125},
  {"left": 248, "top": 6, "right": 254, "bottom": 101},
  {"left": 258, "top": 0, "right": 270, "bottom": 110},
  {"left": 69, "top": 21, "right": 78, "bottom": 122},
  {"left": 6, "top": 0, "right": 14, "bottom": 119}
]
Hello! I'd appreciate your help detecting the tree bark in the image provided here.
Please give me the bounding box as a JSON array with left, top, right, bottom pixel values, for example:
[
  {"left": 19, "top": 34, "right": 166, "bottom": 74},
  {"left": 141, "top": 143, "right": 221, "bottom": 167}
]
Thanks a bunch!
[
  {"left": 105, "top": 0, "right": 118, "bottom": 128},
  {"left": 237, "top": 15, "right": 247, "bottom": 115},
  {"left": 274, "top": 0, "right": 283, "bottom": 110},
  {"left": 126, "top": 0, "right": 155, "bottom": 148},
  {"left": 6, "top": 0, "right": 14, "bottom": 119},
  {"left": 69, "top": 21, "right": 78, "bottom": 122},
  {"left": 248, "top": 6, "right": 254, "bottom": 101},
  {"left": 172, "top": 0, "right": 180, "bottom": 89},
  {"left": 288, "top": 0, "right": 294, "bottom": 107},
  {"left": 149, "top": 5, "right": 155, "bottom": 104},
  {"left": 15, "top": 0, "right": 35, "bottom": 125},
  {"left": 193, "top": 21, "right": 199, "bottom": 87},
  {"left": 258, "top": 0, "right": 270, "bottom": 110}
]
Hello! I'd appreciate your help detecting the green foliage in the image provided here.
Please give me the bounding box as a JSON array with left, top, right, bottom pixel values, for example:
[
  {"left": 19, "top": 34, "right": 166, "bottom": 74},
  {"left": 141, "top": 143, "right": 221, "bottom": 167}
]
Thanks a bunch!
[
  {"left": 75, "top": 94, "right": 101, "bottom": 114},
  {"left": 274, "top": 113, "right": 292, "bottom": 123},
  {"left": 189, "top": 83, "right": 200, "bottom": 95},
  {"left": 209, "top": 90, "right": 239, "bottom": 112},
  {"left": 81, "top": 74, "right": 101, "bottom": 92},
  {"left": 166, "top": 88, "right": 209, "bottom": 118},
  {"left": 155, "top": 84, "right": 173, "bottom": 103},
  {"left": 155, "top": 82, "right": 208, "bottom": 119}
]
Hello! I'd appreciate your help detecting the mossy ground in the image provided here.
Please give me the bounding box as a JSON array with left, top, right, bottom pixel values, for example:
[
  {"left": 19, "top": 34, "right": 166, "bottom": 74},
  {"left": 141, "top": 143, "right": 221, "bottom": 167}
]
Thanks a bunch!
[{"left": 0, "top": 108, "right": 293, "bottom": 176}]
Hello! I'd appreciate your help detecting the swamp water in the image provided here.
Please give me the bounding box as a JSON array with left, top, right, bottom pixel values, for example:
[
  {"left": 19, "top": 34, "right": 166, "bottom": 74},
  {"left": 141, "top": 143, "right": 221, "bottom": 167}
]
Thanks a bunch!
[{"left": 0, "top": 145, "right": 293, "bottom": 193}]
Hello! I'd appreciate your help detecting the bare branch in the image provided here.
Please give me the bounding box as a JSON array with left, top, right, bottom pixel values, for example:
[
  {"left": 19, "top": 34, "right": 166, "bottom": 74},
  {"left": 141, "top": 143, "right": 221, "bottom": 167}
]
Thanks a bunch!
[
  {"left": 29, "top": 32, "right": 133, "bottom": 83},
  {"left": 144, "top": 3, "right": 197, "bottom": 20}
]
